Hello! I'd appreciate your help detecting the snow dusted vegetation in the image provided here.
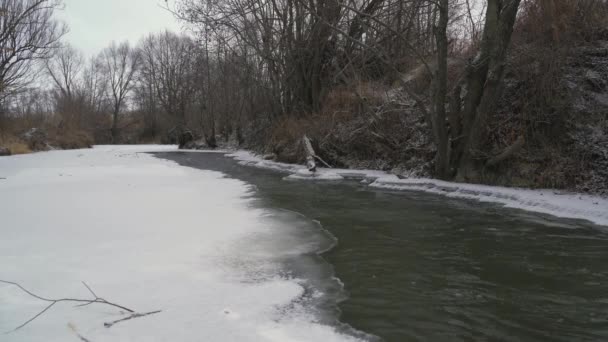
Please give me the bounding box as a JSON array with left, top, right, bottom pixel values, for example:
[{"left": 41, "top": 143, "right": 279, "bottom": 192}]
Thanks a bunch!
[
  {"left": 0, "top": 146, "right": 362, "bottom": 342},
  {"left": 229, "top": 151, "right": 608, "bottom": 227}
]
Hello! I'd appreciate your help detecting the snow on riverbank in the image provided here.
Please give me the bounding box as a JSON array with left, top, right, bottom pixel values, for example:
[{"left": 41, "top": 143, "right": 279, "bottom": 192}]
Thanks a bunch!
[
  {"left": 0, "top": 146, "right": 362, "bottom": 342},
  {"left": 228, "top": 151, "right": 608, "bottom": 227}
]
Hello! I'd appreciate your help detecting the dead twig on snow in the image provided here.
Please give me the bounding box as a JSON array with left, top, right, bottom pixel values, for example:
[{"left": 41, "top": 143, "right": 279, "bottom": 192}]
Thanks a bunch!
[
  {"left": 0, "top": 279, "right": 139, "bottom": 333},
  {"left": 104, "top": 310, "right": 162, "bottom": 328},
  {"left": 68, "top": 323, "right": 92, "bottom": 342}
]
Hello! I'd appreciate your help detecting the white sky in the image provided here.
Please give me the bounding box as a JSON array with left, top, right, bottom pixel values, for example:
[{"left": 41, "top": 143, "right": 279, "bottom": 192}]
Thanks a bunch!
[{"left": 57, "top": 0, "right": 182, "bottom": 57}]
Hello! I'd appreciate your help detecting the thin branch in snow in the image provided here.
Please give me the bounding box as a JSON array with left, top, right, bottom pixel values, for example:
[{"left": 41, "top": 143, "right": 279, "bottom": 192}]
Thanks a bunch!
[
  {"left": 103, "top": 310, "right": 163, "bottom": 328},
  {"left": 81, "top": 281, "right": 98, "bottom": 298},
  {"left": 0, "top": 279, "right": 138, "bottom": 332},
  {"left": 13, "top": 302, "right": 56, "bottom": 332},
  {"left": 68, "top": 323, "right": 93, "bottom": 342},
  {"left": 74, "top": 281, "right": 110, "bottom": 309}
]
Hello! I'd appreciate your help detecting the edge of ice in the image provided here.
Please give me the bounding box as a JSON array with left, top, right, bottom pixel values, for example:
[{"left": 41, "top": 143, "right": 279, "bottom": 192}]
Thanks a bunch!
[{"left": 226, "top": 150, "right": 608, "bottom": 227}]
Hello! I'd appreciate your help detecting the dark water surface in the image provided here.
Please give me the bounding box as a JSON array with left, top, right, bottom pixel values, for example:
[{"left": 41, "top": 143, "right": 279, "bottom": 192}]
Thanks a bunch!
[{"left": 156, "top": 152, "right": 608, "bottom": 342}]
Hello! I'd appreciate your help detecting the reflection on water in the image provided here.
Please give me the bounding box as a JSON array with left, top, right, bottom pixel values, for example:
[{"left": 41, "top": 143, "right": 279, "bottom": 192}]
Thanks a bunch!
[{"left": 157, "top": 152, "right": 608, "bottom": 342}]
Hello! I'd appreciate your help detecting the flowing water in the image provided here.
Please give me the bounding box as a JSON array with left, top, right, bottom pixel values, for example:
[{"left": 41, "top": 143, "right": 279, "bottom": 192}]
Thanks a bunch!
[{"left": 156, "top": 152, "right": 608, "bottom": 342}]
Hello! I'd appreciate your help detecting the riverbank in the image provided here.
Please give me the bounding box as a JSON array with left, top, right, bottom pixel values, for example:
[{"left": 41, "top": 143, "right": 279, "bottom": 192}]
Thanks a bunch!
[
  {"left": 5, "top": 143, "right": 605, "bottom": 226},
  {"left": 224, "top": 150, "right": 608, "bottom": 227},
  {"left": 0, "top": 128, "right": 94, "bottom": 156}
]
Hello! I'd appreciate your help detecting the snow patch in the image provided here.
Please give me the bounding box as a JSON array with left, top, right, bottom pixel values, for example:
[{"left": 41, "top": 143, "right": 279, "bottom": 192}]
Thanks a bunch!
[
  {"left": 0, "top": 146, "right": 363, "bottom": 342},
  {"left": 228, "top": 151, "right": 302, "bottom": 174},
  {"left": 286, "top": 169, "right": 344, "bottom": 181},
  {"left": 371, "top": 177, "right": 608, "bottom": 226}
]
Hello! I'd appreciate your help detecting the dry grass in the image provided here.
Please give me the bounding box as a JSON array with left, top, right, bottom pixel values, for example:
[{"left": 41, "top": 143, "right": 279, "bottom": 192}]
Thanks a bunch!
[
  {"left": 264, "top": 80, "right": 434, "bottom": 170},
  {"left": 267, "top": 84, "right": 375, "bottom": 159},
  {"left": 48, "top": 128, "right": 94, "bottom": 149},
  {"left": 0, "top": 134, "right": 32, "bottom": 155},
  {"left": 1, "top": 115, "right": 94, "bottom": 155},
  {"left": 7, "top": 142, "right": 32, "bottom": 155}
]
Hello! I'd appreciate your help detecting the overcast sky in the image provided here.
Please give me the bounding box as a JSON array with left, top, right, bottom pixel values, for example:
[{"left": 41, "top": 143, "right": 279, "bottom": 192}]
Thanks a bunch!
[{"left": 57, "top": 0, "right": 182, "bottom": 57}]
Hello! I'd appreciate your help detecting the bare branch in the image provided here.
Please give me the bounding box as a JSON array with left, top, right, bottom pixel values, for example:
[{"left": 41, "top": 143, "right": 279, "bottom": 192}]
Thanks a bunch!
[
  {"left": 81, "top": 281, "right": 98, "bottom": 298},
  {"left": 0, "top": 279, "right": 138, "bottom": 332},
  {"left": 103, "top": 310, "right": 163, "bottom": 329},
  {"left": 12, "top": 302, "right": 56, "bottom": 332}
]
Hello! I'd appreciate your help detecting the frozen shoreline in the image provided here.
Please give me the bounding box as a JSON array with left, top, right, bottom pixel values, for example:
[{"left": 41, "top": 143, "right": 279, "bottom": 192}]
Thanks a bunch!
[
  {"left": 0, "top": 145, "right": 364, "bottom": 342},
  {"left": 226, "top": 150, "right": 608, "bottom": 227}
]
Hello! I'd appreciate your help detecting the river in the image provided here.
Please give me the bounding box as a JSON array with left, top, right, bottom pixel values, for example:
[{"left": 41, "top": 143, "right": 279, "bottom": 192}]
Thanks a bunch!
[{"left": 157, "top": 151, "right": 608, "bottom": 342}]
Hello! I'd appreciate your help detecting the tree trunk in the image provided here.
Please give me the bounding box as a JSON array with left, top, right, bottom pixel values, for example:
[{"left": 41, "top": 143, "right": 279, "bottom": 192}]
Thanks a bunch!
[
  {"left": 432, "top": 0, "right": 450, "bottom": 179},
  {"left": 111, "top": 106, "right": 119, "bottom": 144},
  {"left": 455, "top": 0, "right": 521, "bottom": 181},
  {"left": 541, "top": 0, "right": 559, "bottom": 44},
  {"left": 426, "top": 0, "right": 522, "bottom": 182}
]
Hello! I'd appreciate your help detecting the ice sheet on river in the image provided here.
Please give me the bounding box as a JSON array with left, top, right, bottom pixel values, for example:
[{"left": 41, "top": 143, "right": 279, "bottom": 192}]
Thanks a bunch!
[
  {"left": 228, "top": 150, "right": 608, "bottom": 227},
  {"left": 0, "top": 146, "right": 362, "bottom": 342}
]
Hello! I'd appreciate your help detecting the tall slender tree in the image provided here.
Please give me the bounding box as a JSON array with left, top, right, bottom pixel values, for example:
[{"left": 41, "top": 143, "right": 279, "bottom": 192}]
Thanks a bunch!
[{"left": 99, "top": 41, "right": 139, "bottom": 143}]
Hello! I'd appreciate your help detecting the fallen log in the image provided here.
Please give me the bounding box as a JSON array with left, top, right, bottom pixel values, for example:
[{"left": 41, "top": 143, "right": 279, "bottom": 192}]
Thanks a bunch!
[
  {"left": 302, "top": 135, "right": 332, "bottom": 172},
  {"left": 303, "top": 135, "right": 317, "bottom": 172}
]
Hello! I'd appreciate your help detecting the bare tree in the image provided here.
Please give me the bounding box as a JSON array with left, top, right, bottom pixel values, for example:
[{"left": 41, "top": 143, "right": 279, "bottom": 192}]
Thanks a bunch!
[
  {"left": 46, "top": 43, "right": 83, "bottom": 101},
  {"left": 0, "top": 0, "right": 66, "bottom": 104},
  {"left": 46, "top": 43, "right": 85, "bottom": 126},
  {"left": 133, "top": 49, "right": 159, "bottom": 139},
  {"left": 4, "top": 86, "right": 53, "bottom": 121},
  {"left": 174, "top": 0, "right": 524, "bottom": 179},
  {"left": 441, "top": 0, "right": 523, "bottom": 180},
  {"left": 81, "top": 55, "right": 109, "bottom": 117},
  {"left": 299, "top": 0, "right": 522, "bottom": 180},
  {"left": 139, "top": 32, "right": 196, "bottom": 127},
  {"left": 99, "top": 41, "right": 140, "bottom": 143}
]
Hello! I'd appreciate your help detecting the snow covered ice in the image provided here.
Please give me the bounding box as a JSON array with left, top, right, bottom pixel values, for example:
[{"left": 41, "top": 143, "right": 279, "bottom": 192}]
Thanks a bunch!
[{"left": 0, "top": 146, "right": 363, "bottom": 342}]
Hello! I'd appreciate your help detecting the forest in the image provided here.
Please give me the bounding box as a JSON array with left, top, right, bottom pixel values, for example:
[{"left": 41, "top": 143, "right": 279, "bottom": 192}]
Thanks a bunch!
[{"left": 0, "top": 0, "right": 607, "bottom": 193}]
